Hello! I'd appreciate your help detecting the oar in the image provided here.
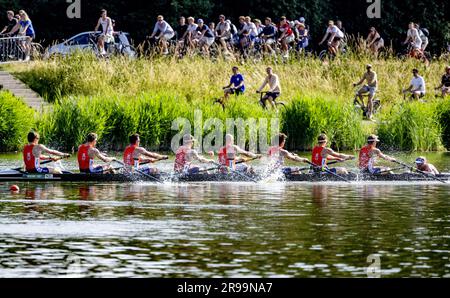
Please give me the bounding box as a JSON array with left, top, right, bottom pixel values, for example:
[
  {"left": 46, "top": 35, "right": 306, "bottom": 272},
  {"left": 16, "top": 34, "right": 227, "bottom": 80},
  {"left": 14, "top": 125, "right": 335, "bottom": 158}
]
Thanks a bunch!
[
  {"left": 211, "top": 161, "right": 259, "bottom": 183},
  {"left": 12, "top": 155, "right": 70, "bottom": 171},
  {"left": 113, "top": 160, "right": 163, "bottom": 184},
  {"left": 304, "top": 160, "right": 352, "bottom": 183},
  {"left": 393, "top": 160, "right": 448, "bottom": 184},
  {"left": 375, "top": 167, "right": 405, "bottom": 175},
  {"left": 197, "top": 156, "right": 260, "bottom": 174},
  {"left": 289, "top": 160, "right": 343, "bottom": 174}
]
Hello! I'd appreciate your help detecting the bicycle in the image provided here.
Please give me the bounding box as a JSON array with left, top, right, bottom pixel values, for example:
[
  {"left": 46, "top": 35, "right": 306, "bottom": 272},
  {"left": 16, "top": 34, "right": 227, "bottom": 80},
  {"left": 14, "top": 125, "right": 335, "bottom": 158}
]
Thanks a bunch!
[
  {"left": 352, "top": 86, "right": 381, "bottom": 119},
  {"left": 397, "top": 42, "right": 431, "bottom": 64},
  {"left": 257, "top": 91, "right": 286, "bottom": 110}
]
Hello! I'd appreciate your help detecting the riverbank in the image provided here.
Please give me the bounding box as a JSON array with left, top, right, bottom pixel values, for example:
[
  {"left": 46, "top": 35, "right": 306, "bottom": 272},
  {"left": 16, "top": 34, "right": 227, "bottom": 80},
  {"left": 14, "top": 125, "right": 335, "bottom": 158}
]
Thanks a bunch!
[{"left": 1, "top": 53, "right": 449, "bottom": 152}]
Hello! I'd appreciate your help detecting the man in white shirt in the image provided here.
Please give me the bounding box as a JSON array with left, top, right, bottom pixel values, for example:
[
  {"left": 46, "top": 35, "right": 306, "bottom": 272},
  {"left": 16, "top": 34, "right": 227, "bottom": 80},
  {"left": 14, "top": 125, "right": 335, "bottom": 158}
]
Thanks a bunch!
[
  {"left": 149, "top": 15, "right": 174, "bottom": 55},
  {"left": 215, "top": 14, "right": 231, "bottom": 52},
  {"left": 319, "top": 20, "right": 345, "bottom": 56},
  {"left": 256, "top": 67, "right": 281, "bottom": 109},
  {"left": 403, "top": 68, "right": 426, "bottom": 100}
]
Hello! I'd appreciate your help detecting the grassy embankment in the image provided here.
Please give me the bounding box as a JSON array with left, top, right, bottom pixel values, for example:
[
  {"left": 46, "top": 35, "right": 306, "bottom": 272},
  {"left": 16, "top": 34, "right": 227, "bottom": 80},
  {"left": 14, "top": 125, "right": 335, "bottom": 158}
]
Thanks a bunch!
[{"left": 1, "top": 52, "right": 449, "bottom": 152}]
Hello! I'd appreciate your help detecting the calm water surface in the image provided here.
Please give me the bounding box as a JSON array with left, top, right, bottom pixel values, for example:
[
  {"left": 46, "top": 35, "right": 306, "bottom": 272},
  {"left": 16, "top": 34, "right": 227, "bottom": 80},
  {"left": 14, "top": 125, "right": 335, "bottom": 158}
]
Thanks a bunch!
[{"left": 0, "top": 153, "right": 449, "bottom": 277}]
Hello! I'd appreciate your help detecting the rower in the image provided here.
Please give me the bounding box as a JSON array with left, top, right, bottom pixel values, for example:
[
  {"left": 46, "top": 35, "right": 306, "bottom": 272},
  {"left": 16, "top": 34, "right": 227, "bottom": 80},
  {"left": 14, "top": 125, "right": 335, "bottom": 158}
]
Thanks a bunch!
[
  {"left": 267, "top": 133, "right": 308, "bottom": 174},
  {"left": 123, "top": 133, "right": 168, "bottom": 174},
  {"left": 23, "top": 131, "right": 70, "bottom": 174},
  {"left": 311, "top": 134, "right": 354, "bottom": 174},
  {"left": 218, "top": 134, "right": 260, "bottom": 173},
  {"left": 359, "top": 134, "right": 396, "bottom": 174},
  {"left": 77, "top": 133, "right": 115, "bottom": 174},
  {"left": 174, "top": 134, "right": 215, "bottom": 174},
  {"left": 415, "top": 156, "right": 439, "bottom": 175}
]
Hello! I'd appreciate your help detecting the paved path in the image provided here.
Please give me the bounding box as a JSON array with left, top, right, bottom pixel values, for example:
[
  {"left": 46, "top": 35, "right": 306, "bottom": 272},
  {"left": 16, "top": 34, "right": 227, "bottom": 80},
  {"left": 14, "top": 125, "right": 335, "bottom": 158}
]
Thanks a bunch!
[{"left": 0, "top": 70, "right": 48, "bottom": 112}]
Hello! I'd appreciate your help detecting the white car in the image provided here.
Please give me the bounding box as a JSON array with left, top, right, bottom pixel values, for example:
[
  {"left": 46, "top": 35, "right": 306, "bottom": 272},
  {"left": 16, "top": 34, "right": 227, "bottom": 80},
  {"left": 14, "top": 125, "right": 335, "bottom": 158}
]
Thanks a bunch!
[{"left": 46, "top": 31, "right": 136, "bottom": 58}]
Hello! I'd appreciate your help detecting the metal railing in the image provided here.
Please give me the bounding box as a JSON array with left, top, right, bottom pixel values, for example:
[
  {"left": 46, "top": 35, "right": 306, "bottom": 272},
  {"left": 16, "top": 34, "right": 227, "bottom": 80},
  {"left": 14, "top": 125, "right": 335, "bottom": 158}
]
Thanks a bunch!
[{"left": 0, "top": 35, "right": 30, "bottom": 62}]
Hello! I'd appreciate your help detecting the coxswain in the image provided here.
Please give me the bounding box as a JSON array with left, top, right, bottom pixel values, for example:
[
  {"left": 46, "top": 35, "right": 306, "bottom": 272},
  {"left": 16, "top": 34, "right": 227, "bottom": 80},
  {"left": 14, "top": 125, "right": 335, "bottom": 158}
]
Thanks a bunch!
[
  {"left": 358, "top": 134, "right": 396, "bottom": 174},
  {"left": 311, "top": 134, "right": 354, "bottom": 174},
  {"left": 77, "top": 133, "right": 115, "bottom": 174},
  {"left": 123, "top": 133, "right": 168, "bottom": 174},
  {"left": 267, "top": 133, "right": 308, "bottom": 174},
  {"left": 415, "top": 156, "right": 439, "bottom": 175},
  {"left": 174, "top": 134, "right": 214, "bottom": 174},
  {"left": 23, "top": 131, "right": 70, "bottom": 174}
]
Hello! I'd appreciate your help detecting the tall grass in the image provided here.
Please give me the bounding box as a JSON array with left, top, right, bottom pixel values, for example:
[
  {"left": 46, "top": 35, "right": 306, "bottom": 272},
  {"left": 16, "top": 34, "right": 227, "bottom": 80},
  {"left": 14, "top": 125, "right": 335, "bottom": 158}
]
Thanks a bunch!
[
  {"left": 36, "top": 93, "right": 275, "bottom": 151},
  {"left": 377, "top": 101, "right": 443, "bottom": 151},
  {"left": 2, "top": 53, "right": 449, "bottom": 152},
  {"left": 0, "top": 91, "right": 35, "bottom": 151},
  {"left": 281, "top": 95, "right": 366, "bottom": 150},
  {"left": 437, "top": 100, "right": 450, "bottom": 151}
]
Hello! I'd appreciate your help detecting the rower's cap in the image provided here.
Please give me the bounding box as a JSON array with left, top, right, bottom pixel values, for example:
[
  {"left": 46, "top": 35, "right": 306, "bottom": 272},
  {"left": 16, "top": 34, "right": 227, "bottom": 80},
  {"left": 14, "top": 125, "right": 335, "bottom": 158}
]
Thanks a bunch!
[
  {"left": 318, "top": 134, "right": 328, "bottom": 143},
  {"left": 183, "top": 134, "right": 195, "bottom": 144},
  {"left": 415, "top": 157, "right": 426, "bottom": 164},
  {"left": 367, "top": 134, "right": 380, "bottom": 142}
]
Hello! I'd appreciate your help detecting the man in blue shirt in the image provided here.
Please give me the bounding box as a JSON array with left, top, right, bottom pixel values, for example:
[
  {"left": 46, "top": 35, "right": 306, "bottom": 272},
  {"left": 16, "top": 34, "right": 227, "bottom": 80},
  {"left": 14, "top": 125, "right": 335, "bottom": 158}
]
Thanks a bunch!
[{"left": 215, "top": 66, "right": 245, "bottom": 110}]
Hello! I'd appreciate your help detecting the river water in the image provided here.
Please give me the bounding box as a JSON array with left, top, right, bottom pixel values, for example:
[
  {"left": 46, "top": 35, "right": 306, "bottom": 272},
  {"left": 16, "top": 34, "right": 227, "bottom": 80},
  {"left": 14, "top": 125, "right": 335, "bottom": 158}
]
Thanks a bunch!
[{"left": 0, "top": 153, "right": 449, "bottom": 277}]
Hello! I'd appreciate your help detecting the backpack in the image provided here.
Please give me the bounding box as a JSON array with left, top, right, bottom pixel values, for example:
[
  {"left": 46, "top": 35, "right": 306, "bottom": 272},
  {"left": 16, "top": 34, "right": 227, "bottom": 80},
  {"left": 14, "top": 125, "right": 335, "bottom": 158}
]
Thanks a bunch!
[
  {"left": 421, "top": 28, "right": 429, "bottom": 37},
  {"left": 230, "top": 23, "right": 237, "bottom": 35}
]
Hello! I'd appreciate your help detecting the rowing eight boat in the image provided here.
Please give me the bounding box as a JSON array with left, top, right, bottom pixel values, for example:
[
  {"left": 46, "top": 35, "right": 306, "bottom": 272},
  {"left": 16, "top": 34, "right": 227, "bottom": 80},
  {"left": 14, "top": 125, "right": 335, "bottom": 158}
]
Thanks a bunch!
[{"left": 0, "top": 170, "right": 449, "bottom": 183}]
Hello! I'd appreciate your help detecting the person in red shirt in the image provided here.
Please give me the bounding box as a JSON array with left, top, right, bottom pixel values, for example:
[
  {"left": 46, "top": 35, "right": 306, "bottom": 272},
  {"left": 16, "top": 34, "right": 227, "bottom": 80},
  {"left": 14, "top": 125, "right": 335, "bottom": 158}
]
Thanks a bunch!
[
  {"left": 218, "top": 134, "right": 259, "bottom": 173},
  {"left": 311, "top": 134, "right": 354, "bottom": 174},
  {"left": 123, "top": 133, "right": 168, "bottom": 174},
  {"left": 358, "top": 135, "right": 396, "bottom": 174},
  {"left": 77, "top": 132, "right": 115, "bottom": 174},
  {"left": 23, "top": 131, "right": 70, "bottom": 174},
  {"left": 278, "top": 16, "right": 294, "bottom": 58},
  {"left": 174, "top": 134, "right": 214, "bottom": 174},
  {"left": 267, "top": 133, "right": 308, "bottom": 174}
]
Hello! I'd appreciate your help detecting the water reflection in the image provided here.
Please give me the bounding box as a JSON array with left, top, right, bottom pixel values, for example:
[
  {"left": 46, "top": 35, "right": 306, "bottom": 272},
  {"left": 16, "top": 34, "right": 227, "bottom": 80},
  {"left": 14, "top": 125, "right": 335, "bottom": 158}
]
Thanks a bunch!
[{"left": 0, "top": 181, "right": 448, "bottom": 277}]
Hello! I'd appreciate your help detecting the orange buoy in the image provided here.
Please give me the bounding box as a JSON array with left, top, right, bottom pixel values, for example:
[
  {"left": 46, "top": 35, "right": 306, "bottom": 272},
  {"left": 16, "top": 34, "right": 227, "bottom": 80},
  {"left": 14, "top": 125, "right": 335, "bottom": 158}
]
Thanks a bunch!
[{"left": 10, "top": 185, "right": 20, "bottom": 192}]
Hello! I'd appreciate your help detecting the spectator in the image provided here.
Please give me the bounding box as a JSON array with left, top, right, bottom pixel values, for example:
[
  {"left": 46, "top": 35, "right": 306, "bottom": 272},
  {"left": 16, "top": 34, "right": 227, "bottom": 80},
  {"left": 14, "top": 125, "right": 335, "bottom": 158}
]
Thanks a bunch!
[
  {"left": 9, "top": 10, "right": 35, "bottom": 61},
  {"left": 175, "top": 16, "right": 188, "bottom": 56},
  {"left": 298, "top": 17, "right": 309, "bottom": 31},
  {"left": 215, "top": 15, "right": 231, "bottom": 53},
  {"left": 403, "top": 68, "right": 426, "bottom": 100},
  {"left": 403, "top": 22, "right": 422, "bottom": 54},
  {"left": 366, "top": 27, "right": 384, "bottom": 56},
  {"left": 278, "top": 16, "right": 294, "bottom": 58},
  {"left": 435, "top": 66, "right": 450, "bottom": 97},
  {"left": 94, "top": 9, "right": 114, "bottom": 55},
  {"left": 215, "top": 66, "right": 245, "bottom": 110},
  {"left": 353, "top": 64, "right": 378, "bottom": 120},
  {"left": 336, "top": 20, "right": 346, "bottom": 35},
  {"left": 0, "top": 11, "right": 18, "bottom": 36},
  {"left": 415, "top": 23, "right": 429, "bottom": 51},
  {"left": 195, "top": 19, "right": 214, "bottom": 56},
  {"left": 318, "top": 20, "right": 345, "bottom": 56},
  {"left": 209, "top": 22, "right": 216, "bottom": 37},
  {"left": 296, "top": 22, "right": 309, "bottom": 52},
  {"left": 149, "top": 15, "right": 175, "bottom": 55},
  {"left": 257, "top": 67, "right": 282, "bottom": 109},
  {"left": 259, "top": 17, "right": 277, "bottom": 55},
  {"left": 183, "top": 16, "right": 198, "bottom": 51}
]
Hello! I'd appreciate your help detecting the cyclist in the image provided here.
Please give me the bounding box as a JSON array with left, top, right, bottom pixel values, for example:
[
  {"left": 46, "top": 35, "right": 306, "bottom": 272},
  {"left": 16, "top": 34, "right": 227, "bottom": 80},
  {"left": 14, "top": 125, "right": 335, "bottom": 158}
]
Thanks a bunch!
[
  {"left": 195, "top": 19, "right": 214, "bottom": 56},
  {"left": 215, "top": 66, "right": 245, "bottom": 109},
  {"left": 353, "top": 64, "right": 378, "bottom": 120},
  {"left": 183, "top": 17, "right": 198, "bottom": 52},
  {"left": 278, "top": 16, "right": 294, "bottom": 58},
  {"left": 174, "top": 16, "right": 188, "bottom": 56},
  {"left": 296, "top": 22, "right": 309, "bottom": 52},
  {"left": 94, "top": 9, "right": 114, "bottom": 55},
  {"left": 0, "top": 11, "right": 18, "bottom": 36},
  {"left": 149, "top": 15, "right": 175, "bottom": 55},
  {"left": 9, "top": 10, "right": 35, "bottom": 61},
  {"left": 318, "top": 20, "right": 345, "bottom": 57},
  {"left": 434, "top": 66, "right": 450, "bottom": 97},
  {"left": 259, "top": 17, "right": 277, "bottom": 56},
  {"left": 402, "top": 68, "right": 426, "bottom": 100},
  {"left": 366, "top": 27, "right": 384, "bottom": 56},
  {"left": 256, "top": 67, "right": 281, "bottom": 109},
  {"left": 403, "top": 22, "right": 422, "bottom": 58},
  {"left": 215, "top": 15, "right": 231, "bottom": 53},
  {"left": 415, "top": 23, "right": 429, "bottom": 51}
]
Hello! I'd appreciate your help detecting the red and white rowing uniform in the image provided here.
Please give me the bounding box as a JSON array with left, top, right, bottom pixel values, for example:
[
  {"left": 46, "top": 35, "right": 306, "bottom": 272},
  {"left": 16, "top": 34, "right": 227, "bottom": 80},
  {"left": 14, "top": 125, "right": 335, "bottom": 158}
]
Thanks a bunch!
[{"left": 23, "top": 144, "right": 49, "bottom": 173}]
